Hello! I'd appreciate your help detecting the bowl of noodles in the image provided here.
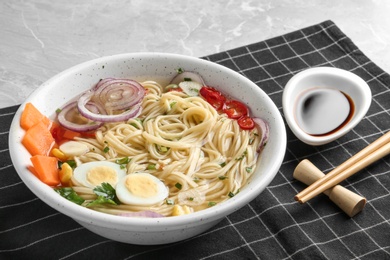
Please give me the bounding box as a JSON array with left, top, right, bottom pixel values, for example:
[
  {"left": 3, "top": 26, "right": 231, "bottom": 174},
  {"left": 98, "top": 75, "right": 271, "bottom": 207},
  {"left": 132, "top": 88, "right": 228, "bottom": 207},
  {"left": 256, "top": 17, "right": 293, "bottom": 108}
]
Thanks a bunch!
[{"left": 9, "top": 52, "right": 286, "bottom": 245}]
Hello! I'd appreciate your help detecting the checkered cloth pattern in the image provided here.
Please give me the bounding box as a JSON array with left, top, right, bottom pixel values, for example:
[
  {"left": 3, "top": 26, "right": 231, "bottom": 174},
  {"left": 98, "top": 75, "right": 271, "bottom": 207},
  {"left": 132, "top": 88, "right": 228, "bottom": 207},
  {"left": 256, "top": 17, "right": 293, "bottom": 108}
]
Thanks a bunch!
[{"left": 1, "top": 20, "right": 389, "bottom": 259}]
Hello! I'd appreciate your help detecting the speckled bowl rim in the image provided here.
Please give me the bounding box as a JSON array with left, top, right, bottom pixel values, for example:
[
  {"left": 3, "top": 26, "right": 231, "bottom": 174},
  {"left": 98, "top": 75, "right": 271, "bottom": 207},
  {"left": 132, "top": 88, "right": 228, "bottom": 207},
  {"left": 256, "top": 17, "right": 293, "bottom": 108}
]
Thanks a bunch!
[{"left": 9, "top": 52, "right": 286, "bottom": 232}]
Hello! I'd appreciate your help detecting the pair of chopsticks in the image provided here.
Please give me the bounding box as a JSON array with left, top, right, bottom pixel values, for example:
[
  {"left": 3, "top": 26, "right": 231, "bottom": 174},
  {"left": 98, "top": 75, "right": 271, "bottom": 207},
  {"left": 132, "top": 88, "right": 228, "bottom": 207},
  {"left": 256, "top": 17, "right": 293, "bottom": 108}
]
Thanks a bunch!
[{"left": 295, "top": 131, "right": 390, "bottom": 204}]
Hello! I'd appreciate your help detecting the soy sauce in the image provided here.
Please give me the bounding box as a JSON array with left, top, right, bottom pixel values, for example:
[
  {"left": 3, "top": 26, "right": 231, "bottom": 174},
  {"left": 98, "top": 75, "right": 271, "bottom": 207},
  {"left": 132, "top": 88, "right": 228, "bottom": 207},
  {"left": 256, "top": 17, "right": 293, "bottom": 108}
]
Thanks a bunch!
[{"left": 295, "top": 88, "right": 354, "bottom": 136}]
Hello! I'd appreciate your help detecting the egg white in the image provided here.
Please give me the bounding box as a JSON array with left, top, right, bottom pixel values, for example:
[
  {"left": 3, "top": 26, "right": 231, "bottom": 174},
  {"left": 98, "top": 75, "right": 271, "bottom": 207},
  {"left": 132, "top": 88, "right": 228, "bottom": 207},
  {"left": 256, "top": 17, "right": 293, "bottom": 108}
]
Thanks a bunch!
[
  {"left": 116, "top": 172, "right": 168, "bottom": 206},
  {"left": 73, "top": 161, "right": 127, "bottom": 188}
]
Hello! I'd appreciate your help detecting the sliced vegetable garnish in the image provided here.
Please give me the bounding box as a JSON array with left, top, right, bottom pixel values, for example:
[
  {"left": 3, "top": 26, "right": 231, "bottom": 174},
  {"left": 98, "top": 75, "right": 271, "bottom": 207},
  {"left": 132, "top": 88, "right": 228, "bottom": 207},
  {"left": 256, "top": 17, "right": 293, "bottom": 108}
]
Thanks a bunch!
[
  {"left": 253, "top": 117, "right": 270, "bottom": 153},
  {"left": 223, "top": 100, "right": 249, "bottom": 119},
  {"left": 78, "top": 90, "right": 142, "bottom": 123},
  {"left": 170, "top": 71, "right": 205, "bottom": 86},
  {"left": 178, "top": 81, "right": 202, "bottom": 96},
  {"left": 57, "top": 101, "right": 103, "bottom": 132},
  {"left": 237, "top": 116, "right": 255, "bottom": 130},
  {"left": 199, "top": 86, "right": 226, "bottom": 110}
]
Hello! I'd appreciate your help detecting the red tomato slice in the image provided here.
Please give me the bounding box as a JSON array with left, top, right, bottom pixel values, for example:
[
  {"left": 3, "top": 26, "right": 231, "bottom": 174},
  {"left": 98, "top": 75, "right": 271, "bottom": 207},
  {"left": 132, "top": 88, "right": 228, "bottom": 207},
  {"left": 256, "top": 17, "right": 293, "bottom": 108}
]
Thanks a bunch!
[
  {"left": 237, "top": 116, "right": 255, "bottom": 130},
  {"left": 223, "top": 100, "right": 248, "bottom": 119},
  {"left": 199, "top": 86, "right": 226, "bottom": 110}
]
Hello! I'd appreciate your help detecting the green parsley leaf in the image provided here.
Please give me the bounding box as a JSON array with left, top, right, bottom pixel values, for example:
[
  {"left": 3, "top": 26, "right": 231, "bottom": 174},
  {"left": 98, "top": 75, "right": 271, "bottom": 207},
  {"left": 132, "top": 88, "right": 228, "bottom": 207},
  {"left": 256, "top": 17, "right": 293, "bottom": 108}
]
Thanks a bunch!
[
  {"left": 92, "top": 183, "right": 120, "bottom": 205},
  {"left": 218, "top": 176, "right": 228, "bottom": 180},
  {"left": 86, "top": 196, "right": 118, "bottom": 207},
  {"left": 176, "top": 68, "right": 184, "bottom": 74},
  {"left": 245, "top": 166, "right": 253, "bottom": 173},
  {"left": 103, "top": 146, "right": 110, "bottom": 153},
  {"left": 228, "top": 192, "right": 235, "bottom": 198},
  {"left": 54, "top": 187, "right": 85, "bottom": 205}
]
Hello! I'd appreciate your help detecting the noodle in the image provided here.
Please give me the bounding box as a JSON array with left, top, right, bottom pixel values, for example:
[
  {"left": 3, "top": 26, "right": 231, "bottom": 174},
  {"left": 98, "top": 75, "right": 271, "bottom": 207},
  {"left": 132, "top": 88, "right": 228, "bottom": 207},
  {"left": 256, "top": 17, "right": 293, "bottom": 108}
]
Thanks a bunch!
[{"left": 69, "top": 80, "right": 262, "bottom": 217}]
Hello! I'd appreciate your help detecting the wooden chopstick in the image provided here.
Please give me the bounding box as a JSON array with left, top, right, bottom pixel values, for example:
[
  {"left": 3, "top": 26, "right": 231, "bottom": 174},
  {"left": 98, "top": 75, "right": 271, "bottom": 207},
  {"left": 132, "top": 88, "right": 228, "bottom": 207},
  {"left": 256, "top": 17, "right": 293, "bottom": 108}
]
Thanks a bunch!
[{"left": 295, "top": 131, "right": 390, "bottom": 204}]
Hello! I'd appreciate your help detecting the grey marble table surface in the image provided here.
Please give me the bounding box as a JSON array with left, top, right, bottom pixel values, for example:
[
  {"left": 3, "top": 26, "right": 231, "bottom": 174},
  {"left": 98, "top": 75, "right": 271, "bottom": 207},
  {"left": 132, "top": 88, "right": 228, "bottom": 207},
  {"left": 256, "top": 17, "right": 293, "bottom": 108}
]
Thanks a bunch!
[{"left": 1, "top": 0, "right": 390, "bottom": 108}]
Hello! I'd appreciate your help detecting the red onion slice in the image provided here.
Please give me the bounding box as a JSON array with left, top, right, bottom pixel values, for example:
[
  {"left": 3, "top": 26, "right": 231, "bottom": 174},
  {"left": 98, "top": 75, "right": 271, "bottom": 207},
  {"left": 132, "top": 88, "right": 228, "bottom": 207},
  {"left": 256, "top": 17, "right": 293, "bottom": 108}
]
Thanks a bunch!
[
  {"left": 78, "top": 91, "right": 142, "bottom": 122},
  {"left": 93, "top": 79, "right": 145, "bottom": 110},
  {"left": 118, "top": 210, "right": 165, "bottom": 218},
  {"left": 57, "top": 101, "right": 103, "bottom": 132},
  {"left": 170, "top": 71, "right": 206, "bottom": 86},
  {"left": 253, "top": 117, "right": 270, "bottom": 153}
]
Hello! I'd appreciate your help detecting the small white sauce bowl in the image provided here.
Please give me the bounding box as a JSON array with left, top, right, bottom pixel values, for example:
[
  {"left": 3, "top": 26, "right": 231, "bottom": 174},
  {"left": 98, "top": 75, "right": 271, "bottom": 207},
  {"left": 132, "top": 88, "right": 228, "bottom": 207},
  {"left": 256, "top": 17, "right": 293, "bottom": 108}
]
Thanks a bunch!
[{"left": 282, "top": 67, "right": 372, "bottom": 146}]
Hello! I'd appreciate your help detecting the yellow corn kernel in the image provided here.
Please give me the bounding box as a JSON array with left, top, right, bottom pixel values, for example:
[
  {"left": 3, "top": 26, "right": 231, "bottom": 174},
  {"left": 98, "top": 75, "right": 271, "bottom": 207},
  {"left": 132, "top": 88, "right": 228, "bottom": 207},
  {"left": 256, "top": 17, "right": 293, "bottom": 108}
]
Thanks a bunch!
[
  {"left": 59, "top": 162, "right": 73, "bottom": 186},
  {"left": 51, "top": 148, "right": 68, "bottom": 161},
  {"left": 172, "top": 205, "right": 193, "bottom": 216}
]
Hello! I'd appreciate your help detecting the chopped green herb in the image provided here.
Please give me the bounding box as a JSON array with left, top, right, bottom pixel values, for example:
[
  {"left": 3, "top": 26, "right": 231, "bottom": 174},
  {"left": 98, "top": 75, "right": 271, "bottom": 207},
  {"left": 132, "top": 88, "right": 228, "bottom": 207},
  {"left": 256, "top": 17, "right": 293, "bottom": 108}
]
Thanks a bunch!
[
  {"left": 218, "top": 176, "right": 228, "bottom": 180},
  {"left": 176, "top": 68, "right": 184, "bottom": 74},
  {"left": 115, "top": 157, "right": 130, "bottom": 165},
  {"left": 156, "top": 144, "right": 169, "bottom": 153},
  {"left": 219, "top": 162, "right": 226, "bottom": 167},
  {"left": 55, "top": 108, "right": 62, "bottom": 114},
  {"left": 166, "top": 199, "right": 175, "bottom": 205},
  {"left": 170, "top": 101, "right": 177, "bottom": 108},
  {"left": 175, "top": 182, "right": 182, "bottom": 190},
  {"left": 245, "top": 166, "right": 253, "bottom": 173},
  {"left": 188, "top": 197, "right": 194, "bottom": 201},
  {"left": 184, "top": 77, "right": 192, "bottom": 81},
  {"left": 54, "top": 187, "right": 85, "bottom": 205},
  {"left": 208, "top": 202, "right": 217, "bottom": 207},
  {"left": 228, "top": 189, "right": 240, "bottom": 198},
  {"left": 193, "top": 176, "right": 200, "bottom": 183},
  {"left": 147, "top": 164, "right": 157, "bottom": 170},
  {"left": 88, "top": 182, "right": 120, "bottom": 206},
  {"left": 103, "top": 146, "right": 110, "bottom": 153}
]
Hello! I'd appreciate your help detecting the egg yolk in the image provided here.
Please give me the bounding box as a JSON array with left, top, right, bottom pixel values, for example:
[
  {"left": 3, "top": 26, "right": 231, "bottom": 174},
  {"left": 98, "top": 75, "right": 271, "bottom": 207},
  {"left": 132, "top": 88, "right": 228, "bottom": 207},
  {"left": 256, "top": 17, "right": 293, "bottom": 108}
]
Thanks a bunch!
[
  {"left": 86, "top": 165, "right": 118, "bottom": 187},
  {"left": 125, "top": 174, "right": 158, "bottom": 198}
]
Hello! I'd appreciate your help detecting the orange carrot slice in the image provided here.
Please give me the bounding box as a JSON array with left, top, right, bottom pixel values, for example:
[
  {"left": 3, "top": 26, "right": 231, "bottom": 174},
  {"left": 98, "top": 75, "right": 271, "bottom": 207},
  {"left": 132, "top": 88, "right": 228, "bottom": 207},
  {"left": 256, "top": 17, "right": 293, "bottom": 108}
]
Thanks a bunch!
[
  {"left": 30, "top": 155, "right": 60, "bottom": 186},
  {"left": 22, "top": 121, "right": 56, "bottom": 156},
  {"left": 20, "top": 102, "right": 51, "bottom": 130}
]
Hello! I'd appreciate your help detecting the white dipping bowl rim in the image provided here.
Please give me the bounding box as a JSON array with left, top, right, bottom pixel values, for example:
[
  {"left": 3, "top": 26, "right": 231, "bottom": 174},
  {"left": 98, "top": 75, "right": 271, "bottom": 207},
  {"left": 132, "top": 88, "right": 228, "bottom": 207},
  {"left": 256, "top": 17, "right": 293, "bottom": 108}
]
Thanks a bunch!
[
  {"left": 282, "top": 67, "right": 372, "bottom": 146},
  {"left": 9, "top": 52, "right": 286, "bottom": 245}
]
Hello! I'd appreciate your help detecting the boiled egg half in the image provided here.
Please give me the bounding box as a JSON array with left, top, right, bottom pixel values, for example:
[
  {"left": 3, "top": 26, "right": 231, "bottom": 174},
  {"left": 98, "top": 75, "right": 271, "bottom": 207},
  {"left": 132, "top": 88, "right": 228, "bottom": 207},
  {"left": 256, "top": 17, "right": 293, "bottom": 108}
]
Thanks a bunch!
[
  {"left": 116, "top": 173, "right": 168, "bottom": 206},
  {"left": 73, "top": 161, "right": 126, "bottom": 188}
]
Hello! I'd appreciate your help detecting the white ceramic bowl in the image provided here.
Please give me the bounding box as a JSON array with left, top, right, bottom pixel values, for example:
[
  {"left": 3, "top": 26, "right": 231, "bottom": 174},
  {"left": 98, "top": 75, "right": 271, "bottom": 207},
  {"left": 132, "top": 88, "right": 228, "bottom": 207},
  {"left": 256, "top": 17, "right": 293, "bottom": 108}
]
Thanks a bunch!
[
  {"left": 283, "top": 67, "right": 371, "bottom": 146},
  {"left": 9, "top": 52, "right": 286, "bottom": 245}
]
